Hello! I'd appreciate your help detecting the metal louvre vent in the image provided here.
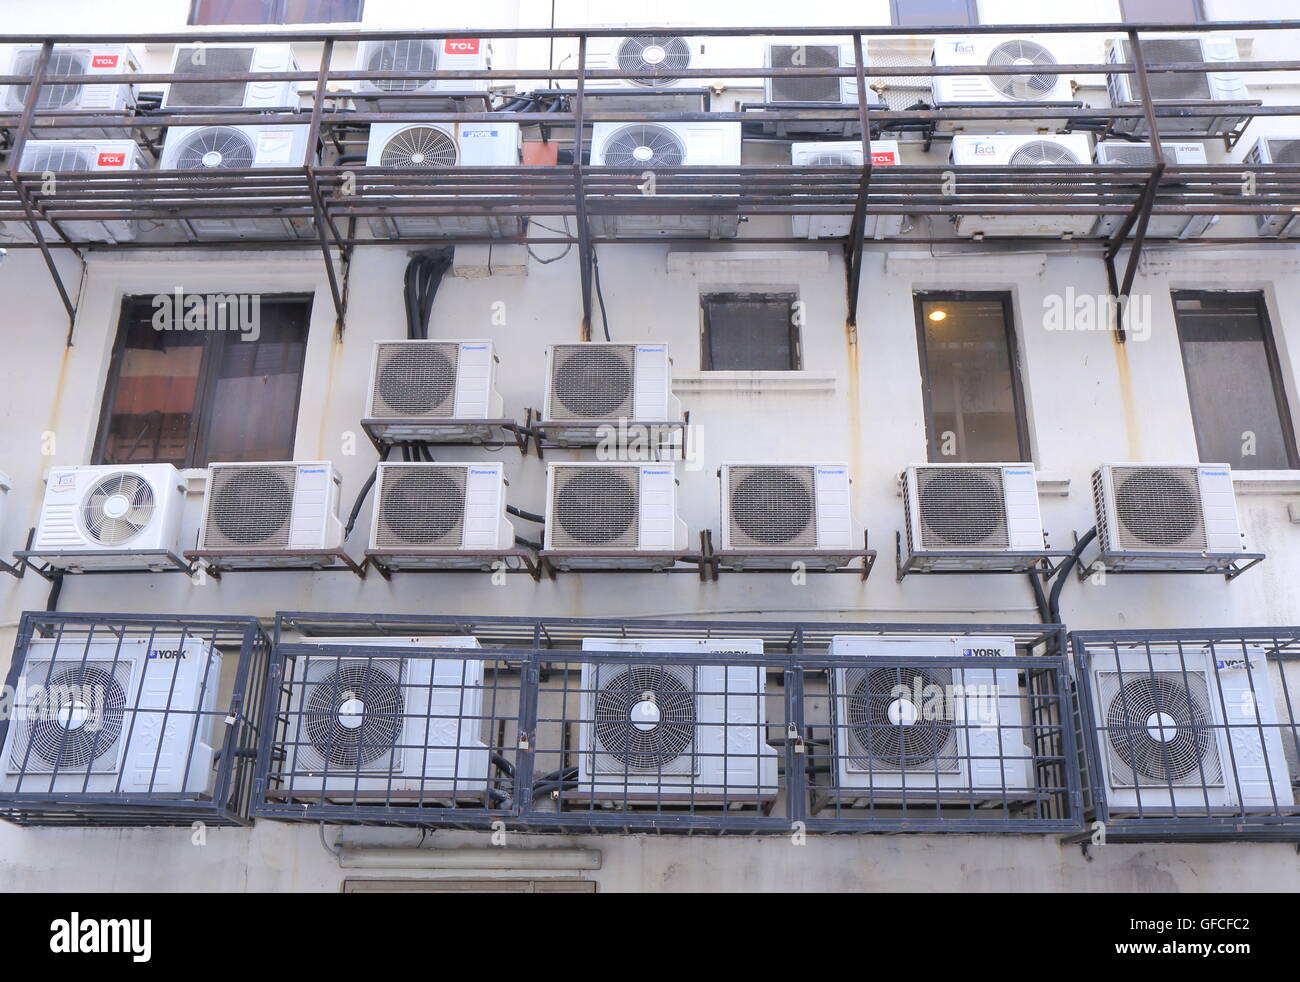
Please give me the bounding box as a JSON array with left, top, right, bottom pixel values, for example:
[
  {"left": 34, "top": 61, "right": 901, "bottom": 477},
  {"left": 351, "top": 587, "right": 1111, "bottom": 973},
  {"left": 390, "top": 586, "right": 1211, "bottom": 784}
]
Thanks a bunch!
[
  {"left": 868, "top": 43, "right": 931, "bottom": 113},
  {"left": 551, "top": 467, "right": 640, "bottom": 549},
  {"left": 1102, "top": 144, "right": 1158, "bottom": 165},
  {"left": 769, "top": 44, "right": 842, "bottom": 103},
  {"left": 299, "top": 658, "right": 406, "bottom": 772},
  {"left": 616, "top": 35, "right": 692, "bottom": 87},
  {"left": 21, "top": 145, "right": 95, "bottom": 172},
  {"left": 986, "top": 39, "right": 1058, "bottom": 102},
  {"left": 1110, "top": 466, "right": 1207, "bottom": 551},
  {"left": 376, "top": 466, "right": 467, "bottom": 549},
  {"left": 1100, "top": 671, "right": 1223, "bottom": 788},
  {"left": 843, "top": 666, "right": 959, "bottom": 772},
  {"left": 1121, "top": 39, "right": 1212, "bottom": 102},
  {"left": 12, "top": 48, "right": 88, "bottom": 110},
  {"left": 371, "top": 342, "right": 459, "bottom": 418},
  {"left": 81, "top": 471, "right": 157, "bottom": 545},
  {"left": 592, "top": 663, "right": 696, "bottom": 774},
  {"left": 915, "top": 467, "right": 1008, "bottom": 549},
  {"left": 11, "top": 660, "right": 131, "bottom": 773},
  {"left": 173, "top": 127, "right": 256, "bottom": 169},
  {"left": 1265, "top": 139, "right": 1300, "bottom": 164},
  {"left": 548, "top": 344, "right": 635, "bottom": 420},
  {"left": 168, "top": 47, "right": 254, "bottom": 108},
  {"left": 203, "top": 465, "right": 297, "bottom": 549},
  {"left": 727, "top": 466, "right": 817, "bottom": 550},
  {"left": 599, "top": 124, "right": 687, "bottom": 168},
  {"left": 379, "top": 126, "right": 458, "bottom": 167},
  {"left": 367, "top": 40, "right": 439, "bottom": 93},
  {"left": 802, "top": 150, "right": 859, "bottom": 166}
]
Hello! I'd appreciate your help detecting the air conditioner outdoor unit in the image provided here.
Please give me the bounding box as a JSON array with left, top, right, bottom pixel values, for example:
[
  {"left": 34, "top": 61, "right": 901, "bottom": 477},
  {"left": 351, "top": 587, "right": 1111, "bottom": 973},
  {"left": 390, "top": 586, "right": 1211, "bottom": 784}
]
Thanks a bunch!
[
  {"left": 719, "top": 462, "right": 858, "bottom": 569},
  {"left": 6, "top": 140, "right": 149, "bottom": 244},
  {"left": 1, "top": 43, "right": 140, "bottom": 138},
  {"left": 160, "top": 124, "right": 315, "bottom": 240},
  {"left": 32, "top": 463, "right": 186, "bottom": 571},
  {"left": 1094, "top": 141, "right": 1216, "bottom": 239},
  {"left": 369, "top": 462, "right": 515, "bottom": 569},
  {"left": 589, "top": 121, "right": 742, "bottom": 238},
  {"left": 353, "top": 38, "right": 492, "bottom": 110},
  {"left": 0, "top": 636, "right": 222, "bottom": 795},
  {"left": 829, "top": 635, "right": 1034, "bottom": 797},
  {"left": 1089, "top": 645, "right": 1292, "bottom": 814},
  {"left": 282, "top": 636, "right": 489, "bottom": 799},
  {"left": 544, "top": 462, "right": 687, "bottom": 569},
  {"left": 198, "top": 461, "right": 344, "bottom": 564},
  {"left": 581, "top": 34, "right": 702, "bottom": 110},
  {"left": 1106, "top": 36, "right": 1248, "bottom": 137},
  {"left": 901, "top": 463, "right": 1044, "bottom": 567},
  {"left": 762, "top": 40, "right": 877, "bottom": 137},
  {"left": 1092, "top": 463, "right": 1245, "bottom": 566},
  {"left": 867, "top": 37, "right": 935, "bottom": 119},
  {"left": 932, "top": 35, "right": 1072, "bottom": 124},
  {"left": 363, "top": 121, "right": 522, "bottom": 239},
  {"left": 577, "top": 638, "right": 778, "bottom": 801},
  {"left": 790, "top": 140, "right": 901, "bottom": 239},
  {"left": 950, "top": 133, "right": 1094, "bottom": 237},
  {"left": 363, "top": 339, "right": 504, "bottom": 442},
  {"left": 1244, "top": 137, "right": 1300, "bottom": 237},
  {"left": 162, "top": 43, "right": 299, "bottom": 110},
  {"left": 542, "top": 342, "right": 681, "bottom": 445}
]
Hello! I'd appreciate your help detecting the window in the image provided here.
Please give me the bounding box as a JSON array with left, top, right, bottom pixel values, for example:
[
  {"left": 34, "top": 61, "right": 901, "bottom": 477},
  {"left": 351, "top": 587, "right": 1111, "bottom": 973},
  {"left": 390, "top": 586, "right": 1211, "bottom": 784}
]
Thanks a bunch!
[
  {"left": 94, "top": 294, "right": 311, "bottom": 469},
  {"left": 701, "top": 293, "right": 801, "bottom": 371},
  {"left": 343, "top": 879, "right": 597, "bottom": 893},
  {"left": 1119, "top": 0, "right": 1204, "bottom": 21},
  {"left": 890, "top": 0, "right": 978, "bottom": 27},
  {"left": 914, "top": 292, "right": 1030, "bottom": 462},
  {"left": 1172, "top": 291, "right": 1298, "bottom": 470},
  {"left": 189, "top": 0, "right": 363, "bottom": 25}
]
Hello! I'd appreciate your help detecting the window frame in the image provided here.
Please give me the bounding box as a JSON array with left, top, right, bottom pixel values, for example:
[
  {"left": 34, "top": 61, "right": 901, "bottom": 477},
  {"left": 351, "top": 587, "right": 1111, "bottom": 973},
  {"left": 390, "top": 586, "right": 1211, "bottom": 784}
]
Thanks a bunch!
[
  {"left": 888, "top": 0, "right": 980, "bottom": 27},
  {"left": 188, "top": 0, "right": 365, "bottom": 26},
  {"left": 912, "top": 290, "right": 1032, "bottom": 463},
  {"left": 1118, "top": 0, "right": 1206, "bottom": 23},
  {"left": 1171, "top": 289, "right": 1300, "bottom": 470},
  {"left": 92, "top": 292, "right": 313, "bottom": 469},
  {"left": 699, "top": 291, "right": 803, "bottom": 372}
]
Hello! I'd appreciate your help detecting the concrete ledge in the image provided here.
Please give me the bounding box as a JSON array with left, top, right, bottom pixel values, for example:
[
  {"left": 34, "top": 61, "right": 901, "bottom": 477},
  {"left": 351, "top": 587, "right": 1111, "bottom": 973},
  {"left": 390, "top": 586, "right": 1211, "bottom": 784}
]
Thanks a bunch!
[
  {"left": 674, "top": 372, "right": 836, "bottom": 395},
  {"left": 666, "top": 248, "right": 830, "bottom": 279},
  {"left": 1232, "top": 470, "right": 1300, "bottom": 495}
]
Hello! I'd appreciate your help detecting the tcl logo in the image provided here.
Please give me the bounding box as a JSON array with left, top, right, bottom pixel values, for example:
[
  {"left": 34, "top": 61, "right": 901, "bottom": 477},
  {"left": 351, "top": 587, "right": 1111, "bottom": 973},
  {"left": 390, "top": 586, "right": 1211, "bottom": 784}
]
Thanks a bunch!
[
  {"left": 97, "top": 152, "right": 126, "bottom": 167},
  {"left": 91, "top": 54, "right": 119, "bottom": 68},
  {"left": 445, "top": 38, "right": 481, "bottom": 54},
  {"left": 870, "top": 151, "right": 897, "bottom": 165}
]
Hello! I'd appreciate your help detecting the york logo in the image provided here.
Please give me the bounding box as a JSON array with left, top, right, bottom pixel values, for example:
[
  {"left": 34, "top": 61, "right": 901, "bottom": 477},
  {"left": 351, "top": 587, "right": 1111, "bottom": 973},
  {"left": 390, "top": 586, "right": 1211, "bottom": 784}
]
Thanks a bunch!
[
  {"left": 963, "top": 647, "right": 1003, "bottom": 658},
  {"left": 96, "top": 152, "right": 126, "bottom": 167},
  {"left": 91, "top": 54, "right": 119, "bottom": 68},
  {"left": 1216, "top": 658, "right": 1249, "bottom": 671},
  {"left": 50, "top": 913, "right": 151, "bottom": 963},
  {"left": 149, "top": 648, "right": 186, "bottom": 660},
  {"left": 445, "top": 39, "right": 481, "bottom": 54}
]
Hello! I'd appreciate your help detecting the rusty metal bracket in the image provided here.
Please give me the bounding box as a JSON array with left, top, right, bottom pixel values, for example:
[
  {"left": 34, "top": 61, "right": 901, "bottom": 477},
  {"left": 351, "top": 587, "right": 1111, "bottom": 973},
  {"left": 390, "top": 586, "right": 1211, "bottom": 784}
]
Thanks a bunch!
[
  {"left": 843, "top": 33, "right": 874, "bottom": 340},
  {"left": 302, "top": 38, "right": 349, "bottom": 336},
  {"left": 572, "top": 34, "right": 594, "bottom": 341}
]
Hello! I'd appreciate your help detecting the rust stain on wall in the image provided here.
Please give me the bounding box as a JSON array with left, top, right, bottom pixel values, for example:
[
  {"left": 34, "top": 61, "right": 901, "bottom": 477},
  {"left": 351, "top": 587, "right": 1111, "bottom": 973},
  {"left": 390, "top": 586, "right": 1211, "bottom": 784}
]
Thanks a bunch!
[
  {"left": 1111, "top": 336, "right": 1141, "bottom": 459},
  {"left": 316, "top": 332, "right": 345, "bottom": 458}
]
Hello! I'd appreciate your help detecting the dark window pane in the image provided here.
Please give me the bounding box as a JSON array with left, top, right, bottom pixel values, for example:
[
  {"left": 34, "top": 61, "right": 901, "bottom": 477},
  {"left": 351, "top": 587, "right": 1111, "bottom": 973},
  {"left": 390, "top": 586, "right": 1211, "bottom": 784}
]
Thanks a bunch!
[
  {"left": 1174, "top": 293, "right": 1297, "bottom": 470},
  {"left": 1120, "top": 0, "right": 1203, "bottom": 21},
  {"left": 190, "top": 0, "right": 277, "bottom": 25},
  {"left": 916, "top": 295, "right": 1027, "bottom": 462},
  {"left": 891, "top": 0, "right": 976, "bottom": 27},
  {"left": 701, "top": 293, "right": 799, "bottom": 370},
  {"left": 282, "top": 0, "right": 364, "bottom": 21}
]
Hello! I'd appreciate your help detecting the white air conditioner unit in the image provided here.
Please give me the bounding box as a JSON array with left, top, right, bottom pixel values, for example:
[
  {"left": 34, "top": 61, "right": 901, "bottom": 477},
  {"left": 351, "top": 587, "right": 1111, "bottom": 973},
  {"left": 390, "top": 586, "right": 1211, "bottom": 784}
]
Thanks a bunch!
[
  {"left": 719, "top": 463, "right": 857, "bottom": 568},
  {"left": 542, "top": 342, "right": 681, "bottom": 444},
  {"left": 0, "top": 636, "right": 222, "bottom": 794},
  {"left": 830, "top": 635, "right": 1034, "bottom": 796},
  {"left": 198, "top": 461, "right": 344, "bottom": 563},
  {"left": 581, "top": 34, "right": 702, "bottom": 110},
  {"left": 868, "top": 37, "right": 936, "bottom": 119},
  {"left": 162, "top": 43, "right": 298, "bottom": 110},
  {"left": 544, "top": 462, "right": 687, "bottom": 568},
  {"left": 32, "top": 464, "right": 186, "bottom": 571},
  {"left": 283, "top": 636, "right": 489, "bottom": 799},
  {"left": 790, "top": 140, "right": 902, "bottom": 239},
  {"left": 902, "top": 463, "right": 1044, "bottom": 564},
  {"left": 363, "top": 339, "right": 504, "bottom": 442},
  {"left": 1092, "top": 463, "right": 1245, "bottom": 565},
  {"left": 1094, "top": 140, "right": 1216, "bottom": 239},
  {"left": 1245, "top": 137, "right": 1300, "bottom": 237},
  {"left": 1090, "top": 645, "right": 1292, "bottom": 813},
  {"left": 1, "top": 44, "right": 139, "bottom": 138},
  {"left": 369, "top": 462, "right": 515, "bottom": 569},
  {"left": 762, "top": 40, "right": 877, "bottom": 137},
  {"left": 6, "top": 140, "right": 149, "bottom": 244},
  {"left": 1106, "top": 36, "right": 1248, "bottom": 137},
  {"left": 160, "top": 124, "right": 315, "bottom": 240},
  {"left": 932, "top": 35, "right": 1072, "bottom": 120},
  {"left": 577, "top": 638, "right": 778, "bottom": 800},
  {"left": 363, "top": 121, "right": 522, "bottom": 240},
  {"left": 354, "top": 38, "right": 492, "bottom": 110},
  {"left": 589, "top": 121, "right": 742, "bottom": 238},
  {"left": 950, "top": 133, "right": 1094, "bottom": 237}
]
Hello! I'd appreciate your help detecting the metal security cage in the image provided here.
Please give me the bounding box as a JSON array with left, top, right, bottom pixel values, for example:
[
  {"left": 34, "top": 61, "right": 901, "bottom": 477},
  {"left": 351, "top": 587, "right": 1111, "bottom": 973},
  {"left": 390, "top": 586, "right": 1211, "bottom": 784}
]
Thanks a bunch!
[
  {"left": 0, "top": 612, "right": 269, "bottom": 827},
  {"left": 258, "top": 613, "right": 1079, "bottom": 834},
  {"left": 1070, "top": 628, "right": 1300, "bottom": 843}
]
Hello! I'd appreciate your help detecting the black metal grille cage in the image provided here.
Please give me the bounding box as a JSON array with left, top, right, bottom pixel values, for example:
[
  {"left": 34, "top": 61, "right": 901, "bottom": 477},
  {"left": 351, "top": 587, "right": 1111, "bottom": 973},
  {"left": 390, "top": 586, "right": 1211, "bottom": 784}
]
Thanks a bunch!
[
  {"left": 257, "top": 614, "right": 1079, "bottom": 834},
  {"left": 1071, "top": 628, "right": 1300, "bottom": 843},
  {"left": 0, "top": 612, "right": 270, "bottom": 827},
  {"left": 202, "top": 464, "right": 297, "bottom": 549},
  {"left": 913, "top": 466, "right": 1009, "bottom": 550},
  {"left": 768, "top": 44, "right": 843, "bottom": 103},
  {"left": 374, "top": 465, "right": 467, "bottom": 549},
  {"left": 548, "top": 465, "right": 641, "bottom": 549},
  {"left": 370, "top": 341, "right": 460, "bottom": 418},
  {"left": 725, "top": 465, "right": 819, "bottom": 550}
]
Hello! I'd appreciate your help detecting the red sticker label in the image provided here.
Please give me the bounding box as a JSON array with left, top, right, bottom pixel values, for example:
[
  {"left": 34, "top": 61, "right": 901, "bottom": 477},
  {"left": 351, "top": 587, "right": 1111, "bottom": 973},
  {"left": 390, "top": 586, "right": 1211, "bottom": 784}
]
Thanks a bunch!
[
  {"left": 444, "top": 38, "right": 481, "bottom": 54},
  {"left": 91, "top": 54, "right": 119, "bottom": 68},
  {"left": 96, "top": 152, "right": 126, "bottom": 167},
  {"left": 871, "top": 151, "right": 898, "bottom": 165}
]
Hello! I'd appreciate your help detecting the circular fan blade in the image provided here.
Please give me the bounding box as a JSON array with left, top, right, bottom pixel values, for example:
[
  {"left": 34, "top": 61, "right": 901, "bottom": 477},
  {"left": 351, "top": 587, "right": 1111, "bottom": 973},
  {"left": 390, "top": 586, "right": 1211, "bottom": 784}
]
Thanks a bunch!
[
  {"left": 617, "top": 35, "right": 692, "bottom": 87},
  {"left": 987, "top": 39, "right": 1058, "bottom": 102},
  {"left": 1107, "top": 676, "right": 1211, "bottom": 781},
  {"left": 25, "top": 665, "right": 126, "bottom": 770},
  {"left": 594, "top": 666, "right": 695, "bottom": 769},
  {"left": 174, "top": 126, "right": 256, "bottom": 169},
  {"left": 304, "top": 663, "right": 404, "bottom": 768},
  {"left": 81, "top": 472, "right": 156, "bottom": 545},
  {"left": 380, "top": 125, "right": 458, "bottom": 167},
  {"left": 848, "top": 667, "right": 954, "bottom": 767},
  {"left": 601, "top": 124, "right": 686, "bottom": 168}
]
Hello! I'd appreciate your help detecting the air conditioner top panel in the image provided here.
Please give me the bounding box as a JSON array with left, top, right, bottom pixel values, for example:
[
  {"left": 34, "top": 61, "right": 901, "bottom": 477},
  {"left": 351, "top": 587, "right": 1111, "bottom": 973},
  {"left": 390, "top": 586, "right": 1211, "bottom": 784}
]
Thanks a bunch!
[
  {"left": 298, "top": 636, "right": 482, "bottom": 649},
  {"left": 829, "top": 635, "right": 1017, "bottom": 656},
  {"left": 581, "top": 637, "right": 764, "bottom": 655}
]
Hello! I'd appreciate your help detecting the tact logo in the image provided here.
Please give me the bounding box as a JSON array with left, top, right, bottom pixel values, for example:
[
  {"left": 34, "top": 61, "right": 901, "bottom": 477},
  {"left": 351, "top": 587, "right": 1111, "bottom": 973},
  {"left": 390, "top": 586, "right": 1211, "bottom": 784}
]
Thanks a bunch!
[
  {"left": 973, "top": 143, "right": 997, "bottom": 156},
  {"left": 96, "top": 152, "right": 126, "bottom": 167},
  {"left": 91, "top": 54, "right": 120, "bottom": 68},
  {"left": 445, "top": 39, "right": 481, "bottom": 55}
]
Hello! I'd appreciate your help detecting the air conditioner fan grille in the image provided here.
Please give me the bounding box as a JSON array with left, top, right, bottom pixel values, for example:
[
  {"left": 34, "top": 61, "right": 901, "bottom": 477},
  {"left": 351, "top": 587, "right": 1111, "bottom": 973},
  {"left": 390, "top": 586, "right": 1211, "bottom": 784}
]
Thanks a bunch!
[
  {"left": 617, "top": 35, "right": 691, "bottom": 87},
  {"left": 843, "top": 666, "right": 959, "bottom": 772},
  {"left": 12, "top": 661, "right": 130, "bottom": 773},
  {"left": 1110, "top": 466, "right": 1207, "bottom": 551},
  {"left": 548, "top": 344, "right": 635, "bottom": 420},
  {"left": 203, "top": 464, "right": 296, "bottom": 549},
  {"left": 915, "top": 466, "right": 1009, "bottom": 549},
  {"left": 371, "top": 342, "right": 459, "bottom": 417},
  {"left": 727, "top": 466, "right": 818, "bottom": 549},
  {"left": 1101, "top": 671, "right": 1222, "bottom": 788},
  {"left": 550, "top": 467, "right": 640, "bottom": 549},
  {"left": 592, "top": 664, "right": 696, "bottom": 773},
  {"left": 376, "top": 466, "right": 467, "bottom": 549}
]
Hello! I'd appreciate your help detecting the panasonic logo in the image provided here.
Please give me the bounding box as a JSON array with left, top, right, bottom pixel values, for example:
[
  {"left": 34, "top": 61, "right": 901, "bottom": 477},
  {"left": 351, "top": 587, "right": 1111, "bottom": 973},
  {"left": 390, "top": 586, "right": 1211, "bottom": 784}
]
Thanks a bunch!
[
  {"left": 299, "top": 467, "right": 326, "bottom": 474},
  {"left": 468, "top": 468, "right": 496, "bottom": 475}
]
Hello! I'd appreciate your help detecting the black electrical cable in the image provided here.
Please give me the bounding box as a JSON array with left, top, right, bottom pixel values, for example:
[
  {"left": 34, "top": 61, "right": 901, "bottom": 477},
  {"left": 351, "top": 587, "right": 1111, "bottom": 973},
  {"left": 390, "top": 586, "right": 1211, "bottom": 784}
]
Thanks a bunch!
[
  {"left": 514, "top": 535, "right": 542, "bottom": 550},
  {"left": 344, "top": 446, "right": 393, "bottom": 539},
  {"left": 404, "top": 248, "right": 454, "bottom": 341},
  {"left": 590, "top": 245, "right": 611, "bottom": 340},
  {"left": 506, "top": 505, "right": 546, "bottom": 524},
  {"left": 1047, "top": 526, "right": 1098, "bottom": 625}
]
